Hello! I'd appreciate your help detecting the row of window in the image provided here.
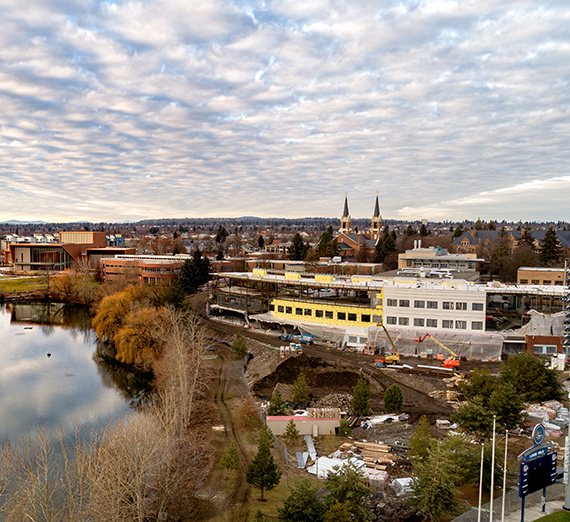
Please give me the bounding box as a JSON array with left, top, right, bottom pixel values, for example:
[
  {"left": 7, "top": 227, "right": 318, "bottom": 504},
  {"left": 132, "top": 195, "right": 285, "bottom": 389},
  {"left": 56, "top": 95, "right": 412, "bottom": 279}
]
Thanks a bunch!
[
  {"left": 271, "top": 304, "right": 381, "bottom": 323},
  {"left": 385, "top": 316, "right": 483, "bottom": 330},
  {"left": 520, "top": 279, "right": 563, "bottom": 286},
  {"left": 385, "top": 299, "right": 483, "bottom": 311}
]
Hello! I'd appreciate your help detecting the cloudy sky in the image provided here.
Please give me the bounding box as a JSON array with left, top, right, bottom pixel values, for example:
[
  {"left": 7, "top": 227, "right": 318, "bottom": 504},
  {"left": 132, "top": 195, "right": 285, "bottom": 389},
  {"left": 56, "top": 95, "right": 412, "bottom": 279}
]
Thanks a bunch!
[{"left": 0, "top": 0, "right": 569, "bottom": 223}]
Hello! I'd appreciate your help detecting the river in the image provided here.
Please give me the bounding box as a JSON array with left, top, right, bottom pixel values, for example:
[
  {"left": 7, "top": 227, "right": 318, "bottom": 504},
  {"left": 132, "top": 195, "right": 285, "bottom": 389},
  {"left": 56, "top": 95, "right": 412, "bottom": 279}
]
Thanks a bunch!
[{"left": 0, "top": 302, "right": 153, "bottom": 443}]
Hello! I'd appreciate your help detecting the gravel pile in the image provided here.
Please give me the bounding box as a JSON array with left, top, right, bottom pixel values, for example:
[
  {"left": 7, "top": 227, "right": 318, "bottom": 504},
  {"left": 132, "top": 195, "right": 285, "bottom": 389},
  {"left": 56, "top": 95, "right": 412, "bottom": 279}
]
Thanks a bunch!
[{"left": 313, "top": 393, "right": 353, "bottom": 412}]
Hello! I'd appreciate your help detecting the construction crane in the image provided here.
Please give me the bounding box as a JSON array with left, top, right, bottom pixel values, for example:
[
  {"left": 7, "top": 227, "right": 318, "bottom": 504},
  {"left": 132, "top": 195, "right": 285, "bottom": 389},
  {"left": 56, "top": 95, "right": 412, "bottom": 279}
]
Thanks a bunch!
[
  {"left": 375, "top": 323, "right": 400, "bottom": 366},
  {"left": 415, "top": 334, "right": 460, "bottom": 369}
]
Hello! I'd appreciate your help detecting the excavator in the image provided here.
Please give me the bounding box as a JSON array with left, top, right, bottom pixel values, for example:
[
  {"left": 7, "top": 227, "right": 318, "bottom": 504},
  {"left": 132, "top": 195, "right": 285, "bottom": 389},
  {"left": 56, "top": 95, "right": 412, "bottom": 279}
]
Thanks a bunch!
[
  {"left": 374, "top": 323, "right": 400, "bottom": 366},
  {"left": 415, "top": 334, "right": 460, "bottom": 369}
]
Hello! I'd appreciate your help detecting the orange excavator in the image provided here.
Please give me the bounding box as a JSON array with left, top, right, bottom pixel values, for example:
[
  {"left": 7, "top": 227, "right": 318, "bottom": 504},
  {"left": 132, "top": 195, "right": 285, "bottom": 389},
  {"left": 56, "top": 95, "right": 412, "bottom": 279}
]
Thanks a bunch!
[{"left": 415, "top": 334, "right": 460, "bottom": 369}]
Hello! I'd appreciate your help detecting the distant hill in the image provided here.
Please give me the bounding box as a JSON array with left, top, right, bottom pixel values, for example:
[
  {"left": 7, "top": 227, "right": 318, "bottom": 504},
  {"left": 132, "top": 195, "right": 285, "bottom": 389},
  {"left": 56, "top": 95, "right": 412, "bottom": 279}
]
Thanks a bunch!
[{"left": 1, "top": 220, "right": 46, "bottom": 225}]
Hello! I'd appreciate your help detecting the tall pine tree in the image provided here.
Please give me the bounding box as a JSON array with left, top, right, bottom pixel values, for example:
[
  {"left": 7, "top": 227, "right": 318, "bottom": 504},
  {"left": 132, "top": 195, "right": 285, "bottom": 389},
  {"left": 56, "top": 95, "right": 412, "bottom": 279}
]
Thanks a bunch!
[{"left": 539, "top": 227, "right": 562, "bottom": 266}]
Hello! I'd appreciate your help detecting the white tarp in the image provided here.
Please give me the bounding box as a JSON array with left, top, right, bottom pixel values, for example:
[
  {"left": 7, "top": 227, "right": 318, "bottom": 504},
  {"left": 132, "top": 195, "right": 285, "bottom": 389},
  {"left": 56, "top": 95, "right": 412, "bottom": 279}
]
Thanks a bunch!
[
  {"left": 368, "top": 326, "right": 503, "bottom": 361},
  {"left": 306, "top": 457, "right": 365, "bottom": 479},
  {"left": 514, "top": 309, "right": 566, "bottom": 336}
]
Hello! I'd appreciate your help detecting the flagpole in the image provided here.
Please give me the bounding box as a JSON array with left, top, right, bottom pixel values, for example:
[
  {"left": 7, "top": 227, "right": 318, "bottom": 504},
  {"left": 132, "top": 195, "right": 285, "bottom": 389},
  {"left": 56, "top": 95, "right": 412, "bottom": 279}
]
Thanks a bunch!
[
  {"left": 478, "top": 443, "right": 485, "bottom": 522},
  {"left": 502, "top": 431, "right": 509, "bottom": 522},
  {"left": 490, "top": 415, "right": 497, "bottom": 522}
]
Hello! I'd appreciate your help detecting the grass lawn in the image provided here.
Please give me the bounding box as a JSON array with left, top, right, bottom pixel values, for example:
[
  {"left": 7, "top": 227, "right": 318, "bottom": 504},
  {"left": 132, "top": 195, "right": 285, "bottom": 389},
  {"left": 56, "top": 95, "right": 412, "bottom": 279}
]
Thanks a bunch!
[
  {"left": 248, "top": 474, "right": 307, "bottom": 521},
  {"left": 535, "top": 512, "right": 570, "bottom": 522},
  {"left": 0, "top": 277, "right": 44, "bottom": 293}
]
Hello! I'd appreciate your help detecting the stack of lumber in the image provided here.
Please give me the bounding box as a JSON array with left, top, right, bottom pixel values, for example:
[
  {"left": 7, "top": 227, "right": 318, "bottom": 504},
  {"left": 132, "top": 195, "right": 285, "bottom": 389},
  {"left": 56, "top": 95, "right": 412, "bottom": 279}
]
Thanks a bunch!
[{"left": 338, "top": 441, "right": 397, "bottom": 470}]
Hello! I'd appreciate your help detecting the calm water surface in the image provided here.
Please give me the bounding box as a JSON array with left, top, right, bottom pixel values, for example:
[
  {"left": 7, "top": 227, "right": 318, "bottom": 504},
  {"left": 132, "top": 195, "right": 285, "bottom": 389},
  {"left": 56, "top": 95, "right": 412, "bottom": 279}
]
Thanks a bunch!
[{"left": 0, "top": 302, "right": 152, "bottom": 443}]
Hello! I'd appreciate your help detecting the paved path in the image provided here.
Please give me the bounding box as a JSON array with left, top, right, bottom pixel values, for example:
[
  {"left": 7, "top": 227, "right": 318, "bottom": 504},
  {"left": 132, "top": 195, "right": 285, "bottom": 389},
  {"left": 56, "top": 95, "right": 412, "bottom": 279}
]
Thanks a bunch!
[{"left": 502, "top": 500, "right": 565, "bottom": 522}]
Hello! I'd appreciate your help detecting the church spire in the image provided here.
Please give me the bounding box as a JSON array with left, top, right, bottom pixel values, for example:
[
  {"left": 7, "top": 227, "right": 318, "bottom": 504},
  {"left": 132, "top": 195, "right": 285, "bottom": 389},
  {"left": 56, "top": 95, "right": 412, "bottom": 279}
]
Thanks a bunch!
[
  {"left": 373, "top": 191, "right": 380, "bottom": 218},
  {"left": 342, "top": 191, "right": 350, "bottom": 218},
  {"left": 339, "top": 192, "right": 352, "bottom": 234},
  {"left": 370, "top": 191, "right": 382, "bottom": 239}
]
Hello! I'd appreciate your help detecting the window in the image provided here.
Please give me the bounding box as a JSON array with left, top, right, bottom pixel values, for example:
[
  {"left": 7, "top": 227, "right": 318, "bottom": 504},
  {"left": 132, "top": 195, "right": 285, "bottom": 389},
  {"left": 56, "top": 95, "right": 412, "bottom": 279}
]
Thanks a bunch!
[
  {"left": 398, "top": 317, "right": 409, "bottom": 326},
  {"left": 543, "top": 280, "right": 551, "bottom": 285},
  {"left": 427, "top": 301, "right": 438, "bottom": 309},
  {"left": 372, "top": 315, "right": 382, "bottom": 323},
  {"left": 399, "top": 299, "right": 410, "bottom": 307},
  {"left": 296, "top": 308, "right": 303, "bottom": 315},
  {"left": 386, "top": 316, "right": 397, "bottom": 325},
  {"left": 315, "top": 310, "right": 324, "bottom": 318},
  {"left": 533, "top": 344, "right": 557, "bottom": 354},
  {"left": 555, "top": 281, "right": 563, "bottom": 286},
  {"left": 472, "top": 321, "right": 483, "bottom": 330},
  {"left": 361, "top": 314, "right": 371, "bottom": 323},
  {"left": 325, "top": 311, "right": 333, "bottom": 319},
  {"left": 269, "top": 305, "right": 275, "bottom": 311},
  {"left": 443, "top": 302, "right": 454, "bottom": 310},
  {"left": 520, "top": 279, "right": 528, "bottom": 284},
  {"left": 456, "top": 302, "right": 467, "bottom": 310},
  {"left": 472, "top": 303, "right": 484, "bottom": 311},
  {"left": 455, "top": 320, "right": 467, "bottom": 329},
  {"left": 414, "top": 318, "right": 425, "bottom": 327},
  {"left": 387, "top": 299, "right": 397, "bottom": 307},
  {"left": 531, "top": 279, "right": 539, "bottom": 285},
  {"left": 338, "top": 312, "right": 346, "bottom": 320},
  {"left": 304, "top": 309, "right": 312, "bottom": 316},
  {"left": 278, "top": 305, "right": 284, "bottom": 313},
  {"left": 442, "top": 320, "right": 453, "bottom": 328},
  {"left": 348, "top": 313, "right": 357, "bottom": 321},
  {"left": 426, "top": 319, "right": 437, "bottom": 328},
  {"left": 285, "top": 306, "right": 292, "bottom": 314},
  {"left": 414, "top": 300, "right": 425, "bottom": 308}
]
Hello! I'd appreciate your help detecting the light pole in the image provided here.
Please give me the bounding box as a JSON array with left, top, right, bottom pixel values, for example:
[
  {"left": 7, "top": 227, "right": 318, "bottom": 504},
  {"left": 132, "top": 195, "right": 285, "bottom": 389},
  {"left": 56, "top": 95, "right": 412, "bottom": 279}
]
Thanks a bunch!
[{"left": 562, "top": 260, "right": 570, "bottom": 511}]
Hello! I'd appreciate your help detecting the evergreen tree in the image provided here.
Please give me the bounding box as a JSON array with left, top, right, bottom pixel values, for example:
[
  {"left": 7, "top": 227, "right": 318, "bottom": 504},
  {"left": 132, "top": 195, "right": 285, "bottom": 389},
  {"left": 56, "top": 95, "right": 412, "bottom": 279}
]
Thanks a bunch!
[
  {"left": 452, "top": 226, "right": 463, "bottom": 239},
  {"left": 292, "top": 373, "right": 310, "bottom": 405},
  {"left": 221, "top": 441, "right": 240, "bottom": 477},
  {"left": 489, "top": 383, "right": 523, "bottom": 431},
  {"left": 451, "top": 397, "right": 493, "bottom": 438},
  {"left": 351, "top": 376, "right": 371, "bottom": 416},
  {"left": 405, "top": 225, "right": 415, "bottom": 236},
  {"left": 326, "top": 461, "right": 372, "bottom": 522},
  {"left": 324, "top": 502, "right": 351, "bottom": 522},
  {"left": 178, "top": 250, "right": 211, "bottom": 294},
  {"left": 383, "top": 384, "right": 404, "bottom": 414},
  {"left": 215, "top": 225, "right": 229, "bottom": 243},
  {"left": 408, "top": 416, "right": 435, "bottom": 466},
  {"left": 258, "top": 235, "right": 265, "bottom": 249},
  {"left": 246, "top": 438, "right": 282, "bottom": 501},
  {"left": 539, "top": 227, "right": 562, "bottom": 265},
  {"left": 288, "top": 233, "right": 310, "bottom": 260},
  {"left": 409, "top": 444, "right": 460, "bottom": 520},
  {"left": 232, "top": 333, "right": 247, "bottom": 359},
  {"left": 374, "top": 227, "right": 397, "bottom": 263},
  {"left": 419, "top": 223, "right": 429, "bottom": 236},
  {"left": 474, "top": 218, "right": 484, "bottom": 230},
  {"left": 317, "top": 229, "right": 340, "bottom": 257},
  {"left": 337, "top": 418, "right": 352, "bottom": 437},
  {"left": 487, "top": 220, "right": 496, "bottom": 231},
  {"left": 459, "top": 367, "right": 498, "bottom": 408},
  {"left": 518, "top": 224, "right": 535, "bottom": 248},
  {"left": 268, "top": 389, "right": 287, "bottom": 416},
  {"left": 277, "top": 480, "right": 326, "bottom": 522},
  {"left": 283, "top": 419, "right": 300, "bottom": 444},
  {"left": 489, "top": 227, "right": 512, "bottom": 279},
  {"left": 258, "top": 424, "right": 275, "bottom": 448},
  {"left": 500, "top": 351, "right": 563, "bottom": 403}
]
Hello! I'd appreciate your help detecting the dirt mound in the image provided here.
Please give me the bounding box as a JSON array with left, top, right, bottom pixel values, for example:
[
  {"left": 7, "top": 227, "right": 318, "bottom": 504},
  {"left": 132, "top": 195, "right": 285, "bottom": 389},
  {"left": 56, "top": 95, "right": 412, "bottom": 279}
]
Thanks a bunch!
[{"left": 252, "top": 353, "right": 363, "bottom": 400}]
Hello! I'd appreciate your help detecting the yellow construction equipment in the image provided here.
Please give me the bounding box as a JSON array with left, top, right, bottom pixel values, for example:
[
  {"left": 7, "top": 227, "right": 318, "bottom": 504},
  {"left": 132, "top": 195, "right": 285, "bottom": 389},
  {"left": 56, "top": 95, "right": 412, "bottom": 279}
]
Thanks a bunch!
[
  {"left": 416, "top": 334, "right": 460, "bottom": 369},
  {"left": 376, "top": 323, "right": 400, "bottom": 365}
]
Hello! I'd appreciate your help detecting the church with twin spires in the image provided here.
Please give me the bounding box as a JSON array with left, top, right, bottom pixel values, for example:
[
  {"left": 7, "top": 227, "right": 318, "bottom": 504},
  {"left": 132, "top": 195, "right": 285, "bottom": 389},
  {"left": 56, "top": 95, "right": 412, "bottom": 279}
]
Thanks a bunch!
[{"left": 336, "top": 193, "right": 383, "bottom": 261}]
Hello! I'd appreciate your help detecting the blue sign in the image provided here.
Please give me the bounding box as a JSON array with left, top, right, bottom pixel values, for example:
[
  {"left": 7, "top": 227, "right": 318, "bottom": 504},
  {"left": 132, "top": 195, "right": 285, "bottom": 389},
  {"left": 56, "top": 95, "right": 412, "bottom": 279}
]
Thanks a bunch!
[
  {"left": 533, "top": 424, "right": 545, "bottom": 446},
  {"left": 519, "top": 451, "right": 557, "bottom": 498}
]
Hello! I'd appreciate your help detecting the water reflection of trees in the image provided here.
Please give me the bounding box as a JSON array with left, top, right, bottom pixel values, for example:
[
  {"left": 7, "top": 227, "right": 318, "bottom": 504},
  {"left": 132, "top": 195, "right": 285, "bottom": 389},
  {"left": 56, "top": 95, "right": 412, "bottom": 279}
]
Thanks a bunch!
[
  {"left": 93, "top": 340, "right": 155, "bottom": 409},
  {"left": 9, "top": 302, "right": 93, "bottom": 342}
]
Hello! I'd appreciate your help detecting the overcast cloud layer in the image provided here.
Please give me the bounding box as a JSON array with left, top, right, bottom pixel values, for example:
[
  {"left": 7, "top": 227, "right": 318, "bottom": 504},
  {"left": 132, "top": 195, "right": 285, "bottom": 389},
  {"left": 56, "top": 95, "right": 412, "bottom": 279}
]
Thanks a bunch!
[{"left": 0, "top": 0, "right": 569, "bottom": 223}]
